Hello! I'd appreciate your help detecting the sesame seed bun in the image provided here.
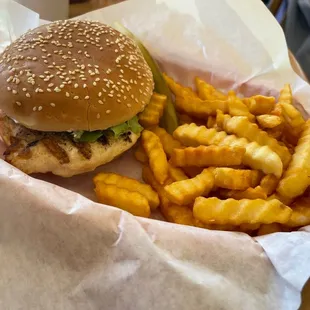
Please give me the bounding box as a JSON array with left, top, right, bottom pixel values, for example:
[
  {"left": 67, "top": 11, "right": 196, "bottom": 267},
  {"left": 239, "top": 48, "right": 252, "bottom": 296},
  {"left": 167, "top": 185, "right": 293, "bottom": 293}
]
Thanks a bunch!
[{"left": 0, "top": 20, "right": 154, "bottom": 132}]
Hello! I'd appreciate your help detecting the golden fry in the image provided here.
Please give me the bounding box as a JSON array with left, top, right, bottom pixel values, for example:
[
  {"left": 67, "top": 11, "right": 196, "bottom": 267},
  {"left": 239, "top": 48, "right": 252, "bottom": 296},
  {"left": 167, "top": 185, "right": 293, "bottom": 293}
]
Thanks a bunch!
[
  {"left": 161, "top": 203, "right": 203, "bottom": 227},
  {"left": 95, "top": 183, "right": 150, "bottom": 217},
  {"left": 227, "top": 91, "right": 255, "bottom": 121},
  {"left": 164, "top": 169, "right": 214, "bottom": 205},
  {"left": 277, "top": 119, "right": 310, "bottom": 199},
  {"left": 218, "top": 186, "right": 267, "bottom": 200},
  {"left": 280, "top": 103, "right": 305, "bottom": 133},
  {"left": 142, "top": 130, "right": 169, "bottom": 185},
  {"left": 211, "top": 167, "right": 260, "bottom": 190},
  {"left": 256, "top": 114, "right": 283, "bottom": 129},
  {"left": 195, "top": 77, "right": 227, "bottom": 101},
  {"left": 170, "top": 145, "right": 245, "bottom": 167},
  {"left": 139, "top": 93, "right": 167, "bottom": 128},
  {"left": 151, "top": 126, "right": 183, "bottom": 158},
  {"left": 257, "top": 223, "right": 282, "bottom": 236},
  {"left": 142, "top": 166, "right": 170, "bottom": 207},
  {"left": 193, "top": 197, "right": 292, "bottom": 225},
  {"left": 267, "top": 193, "right": 293, "bottom": 206},
  {"left": 278, "top": 84, "right": 305, "bottom": 137},
  {"left": 173, "top": 123, "right": 283, "bottom": 177},
  {"left": 286, "top": 197, "right": 310, "bottom": 227},
  {"left": 260, "top": 174, "right": 279, "bottom": 196},
  {"left": 93, "top": 172, "right": 159, "bottom": 210},
  {"left": 164, "top": 74, "right": 197, "bottom": 98},
  {"left": 142, "top": 165, "right": 203, "bottom": 227},
  {"left": 216, "top": 112, "right": 291, "bottom": 167},
  {"left": 243, "top": 95, "right": 275, "bottom": 115},
  {"left": 168, "top": 163, "right": 188, "bottom": 182},
  {"left": 175, "top": 96, "right": 227, "bottom": 119},
  {"left": 278, "top": 84, "right": 293, "bottom": 105},
  {"left": 134, "top": 144, "right": 148, "bottom": 164}
]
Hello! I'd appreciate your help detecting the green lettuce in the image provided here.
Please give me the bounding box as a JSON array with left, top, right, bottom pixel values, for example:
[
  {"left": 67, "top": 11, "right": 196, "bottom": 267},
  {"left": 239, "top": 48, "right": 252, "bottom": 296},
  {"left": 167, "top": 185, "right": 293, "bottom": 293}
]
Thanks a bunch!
[{"left": 72, "top": 116, "right": 143, "bottom": 143}]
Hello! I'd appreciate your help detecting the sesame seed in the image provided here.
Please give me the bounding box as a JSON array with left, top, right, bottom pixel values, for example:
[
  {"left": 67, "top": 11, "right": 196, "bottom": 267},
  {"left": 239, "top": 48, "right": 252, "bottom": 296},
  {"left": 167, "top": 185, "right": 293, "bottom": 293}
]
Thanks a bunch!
[
  {"left": 74, "top": 83, "right": 78, "bottom": 88},
  {"left": 12, "top": 90, "right": 17, "bottom": 95},
  {"left": 47, "top": 88, "right": 52, "bottom": 92},
  {"left": 50, "top": 103, "right": 56, "bottom": 107},
  {"left": 26, "top": 93, "right": 30, "bottom": 97},
  {"left": 7, "top": 87, "right": 11, "bottom": 91},
  {"left": 16, "top": 101, "right": 21, "bottom": 106},
  {"left": 60, "top": 84, "right": 65, "bottom": 88},
  {"left": 93, "top": 82, "right": 97, "bottom": 86},
  {"left": 38, "top": 106, "right": 43, "bottom": 111},
  {"left": 66, "top": 92, "right": 70, "bottom": 97},
  {"left": 73, "top": 96, "right": 79, "bottom": 100},
  {"left": 98, "top": 100, "right": 104, "bottom": 104},
  {"left": 108, "top": 94, "right": 113, "bottom": 97},
  {"left": 6, "top": 76, "right": 13, "bottom": 82},
  {"left": 54, "top": 87, "right": 61, "bottom": 92},
  {"left": 98, "top": 92, "right": 102, "bottom": 97},
  {"left": 85, "top": 96, "right": 90, "bottom": 100},
  {"left": 106, "top": 110, "right": 111, "bottom": 114},
  {"left": 48, "top": 83, "right": 54, "bottom": 87},
  {"left": 95, "top": 77, "right": 100, "bottom": 82},
  {"left": 96, "top": 113, "right": 100, "bottom": 119}
]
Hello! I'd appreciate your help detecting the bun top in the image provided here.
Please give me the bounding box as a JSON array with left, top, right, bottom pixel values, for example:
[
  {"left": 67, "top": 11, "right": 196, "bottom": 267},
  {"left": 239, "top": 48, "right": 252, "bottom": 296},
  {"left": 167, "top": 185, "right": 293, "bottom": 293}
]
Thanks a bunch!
[{"left": 0, "top": 20, "right": 154, "bottom": 131}]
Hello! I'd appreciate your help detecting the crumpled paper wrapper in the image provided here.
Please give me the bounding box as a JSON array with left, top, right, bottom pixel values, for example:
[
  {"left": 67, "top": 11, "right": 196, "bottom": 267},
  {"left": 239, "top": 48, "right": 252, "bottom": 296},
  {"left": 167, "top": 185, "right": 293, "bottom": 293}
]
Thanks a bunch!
[{"left": 0, "top": 0, "right": 310, "bottom": 309}]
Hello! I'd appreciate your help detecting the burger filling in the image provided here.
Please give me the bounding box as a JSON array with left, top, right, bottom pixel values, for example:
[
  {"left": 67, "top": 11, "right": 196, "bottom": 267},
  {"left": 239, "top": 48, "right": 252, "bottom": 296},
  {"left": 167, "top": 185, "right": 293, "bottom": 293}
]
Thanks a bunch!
[
  {"left": 0, "top": 114, "right": 143, "bottom": 164},
  {"left": 72, "top": 115, "right": 143, "bottom": 143}
]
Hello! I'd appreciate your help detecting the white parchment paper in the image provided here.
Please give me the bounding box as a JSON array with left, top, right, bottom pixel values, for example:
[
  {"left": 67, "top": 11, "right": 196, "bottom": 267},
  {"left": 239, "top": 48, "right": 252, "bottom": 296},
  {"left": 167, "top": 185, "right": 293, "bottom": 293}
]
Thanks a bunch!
[{"left": 0, "top": 0, "right": 310, "bottom": 309}]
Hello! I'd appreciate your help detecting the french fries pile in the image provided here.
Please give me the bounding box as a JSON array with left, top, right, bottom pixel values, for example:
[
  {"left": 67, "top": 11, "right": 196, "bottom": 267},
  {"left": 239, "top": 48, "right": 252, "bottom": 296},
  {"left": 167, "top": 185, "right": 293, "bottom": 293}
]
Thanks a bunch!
[{"left": 94, "top": 75, "right": 310, "bottom": 236}]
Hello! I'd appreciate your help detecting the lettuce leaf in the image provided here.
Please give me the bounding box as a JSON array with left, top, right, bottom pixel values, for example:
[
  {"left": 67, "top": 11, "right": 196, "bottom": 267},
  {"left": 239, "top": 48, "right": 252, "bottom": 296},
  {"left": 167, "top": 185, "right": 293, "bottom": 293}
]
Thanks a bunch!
[{"left": 72, "top": 116, "right": 143, "bottom": 143}]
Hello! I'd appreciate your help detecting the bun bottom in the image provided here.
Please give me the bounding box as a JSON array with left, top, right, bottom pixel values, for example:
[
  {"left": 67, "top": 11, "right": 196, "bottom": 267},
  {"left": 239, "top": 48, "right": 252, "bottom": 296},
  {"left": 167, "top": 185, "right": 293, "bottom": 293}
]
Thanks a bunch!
[{"left": 3, "top": 129, "right": 139, "bottom": 177}]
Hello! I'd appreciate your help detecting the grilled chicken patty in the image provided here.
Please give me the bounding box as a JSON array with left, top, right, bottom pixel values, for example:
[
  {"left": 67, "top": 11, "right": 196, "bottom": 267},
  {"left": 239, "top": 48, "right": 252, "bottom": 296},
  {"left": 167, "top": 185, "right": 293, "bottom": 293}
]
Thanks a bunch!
[{"left": 0, "top": 116, "right": 139, "bottom": 177}]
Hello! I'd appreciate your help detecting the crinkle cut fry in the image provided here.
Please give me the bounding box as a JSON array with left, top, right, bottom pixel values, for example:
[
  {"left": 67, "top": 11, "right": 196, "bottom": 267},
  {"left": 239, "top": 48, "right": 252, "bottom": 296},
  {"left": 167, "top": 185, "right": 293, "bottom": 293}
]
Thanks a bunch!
[
  {"left": 151, "top": 126, "right": 183, "bottom": 158},
  {"left": 216, "top": 111, "right": 291, "bottom": 167},
  {"left": 193, "top": 197, "right": 292, "bottom": 225},
  {"left": 260, "top": 174, "right": 279, "bottom": 196},
  {"left": 93, "top": 172, "right": 159, "bottom": 210},
  {"left": 142, "top": 130, "right": 169, "bottom": 185},
  {"left": 168, "top": 163, "right": 188, "bottom": 182},
  {"left": 242, "top": 95, "right": 275, "bottom": 115},
  {"left": 256, "top": 114, "right": 283, "bottom": 130},
  {"left": 142, "top": 165, "right": 203, "bottom": 227},
  {"left": 139, "top": 92, "right": 167, "bottom": 127},
  {"left": 286, "top": 197, "right": 310, "bottom": 227},
  {"left": 95, "top": 183, "right": 150, "bottom": 218},
  {"left": 164, "top": 169, "right": 214, "bottom": 205},
  {"left": 173, "top": 123, "right": 283, "bottom": 177},
  {"left": 175, "top": 96, "right": 227, "bottom": 119},
  {"left": 134, "top": 144, "right": 148, "bottom": 163},
  {"left": 170, "top": 145, "right": 245, "bottom": 167},
  {"left": 227, "top": 90, "right": 255, "bottom": 121},
  {"left": 163, "top": 73, "right": 198, "bottom": 98},
  {"left": 210, "top": 167, "right": 260, "bottom": 190},
  {"left": 277, "top": 119, "right": 310, "bottom": 199},
  {"left": 195, "top": 77, "right": 227, "bottom": 101}
]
